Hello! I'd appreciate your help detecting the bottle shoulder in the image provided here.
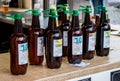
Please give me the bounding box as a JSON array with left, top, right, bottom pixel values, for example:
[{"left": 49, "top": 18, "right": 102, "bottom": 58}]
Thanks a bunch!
[
  {"left": 46, "top": 30, "right": 62, "bottom": 39},
  {"left": 68, "top": 27, "right": 83, "bottom": 36},
  {"left": 11, "top": 33, "right": 27, "bottom": 42},
  {"left": 98, "top": 22, "right": 111, "bottom": 30},
  {"left": 29, "top": 28, "right": 44, "bottom": 34}
]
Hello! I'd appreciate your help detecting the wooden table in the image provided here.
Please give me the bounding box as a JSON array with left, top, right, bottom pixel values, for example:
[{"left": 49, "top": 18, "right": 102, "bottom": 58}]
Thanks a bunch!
[{"left": 0, "top": 35, "right": 120, "bottom": 81}]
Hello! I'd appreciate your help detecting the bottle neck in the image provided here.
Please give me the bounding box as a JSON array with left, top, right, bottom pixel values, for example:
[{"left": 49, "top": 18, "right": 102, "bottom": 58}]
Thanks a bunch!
[
  {"left": 48, "top": 17, "right": 53, "bottom": 28},
  {"left": 71, "top": 16, "right": 79, "bottom": 28},
  {"left": 84, "top": 13, "right": 90, "bottom": 25},
  {"left": 31, "top": 15, "right": 40, "bottom": 28},
  {"left": 62, "top": 14, "right": 70, "bottom": 24},
  {"left": 14, "top": 20, "right": 22, "bottom": 33},
  {"left": 100, "top": 11, "right": 107, "bottom": 24},
  {"left": 51, "top": 17, "right": 58, "bottom": 30}
]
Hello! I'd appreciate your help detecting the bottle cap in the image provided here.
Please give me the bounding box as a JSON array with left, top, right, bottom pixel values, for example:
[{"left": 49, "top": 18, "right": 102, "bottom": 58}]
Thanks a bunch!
[
  {"left": 50, "top": 11, "right": 58, "bottom": 18},
  {"left": 102, "top": 6, "right": 107, "bottom": 12},
  {"left": 72, "top": 9, "right": 79, "bottom": 16},
  {"left": 32, "top": 10, "right": 39, "bottom": 16},
  {"left": 86, "top": 5, "right": 91, "bottom": 9},
  {"left": 49, "top": 8, "right": 55, "bottom": 15},
  {"left": 14, "top": 13, "right": 22, "bottom": 20},
  {"left": 86, "top": 5, "right": 92, "bottom": 13},
  {"left": 63, "top": 6, "right": 69, "bottom": 14}
]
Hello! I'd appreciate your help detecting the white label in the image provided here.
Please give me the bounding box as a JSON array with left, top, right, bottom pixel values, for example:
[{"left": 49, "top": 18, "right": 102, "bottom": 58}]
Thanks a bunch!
[
  {"left": 53, "top": 39, "right": 62, "bottom": 57},
  {"left": 103, "top": 31, "right": 110, "bottom": 48},
  {"left": 72, "top": 36, "right": 83, "bottom": 55},
  {"left": 63, "top": 31, "right": 68, "bottom": 46},
  {"left": 88, "top": 33, "right": 96, "bottom": 51},
  {"left": 18, "top": 43, "right": 28, "bottom": 65},
  {"left": 37, "top": 37, "right": 44, "bottom": 56}
]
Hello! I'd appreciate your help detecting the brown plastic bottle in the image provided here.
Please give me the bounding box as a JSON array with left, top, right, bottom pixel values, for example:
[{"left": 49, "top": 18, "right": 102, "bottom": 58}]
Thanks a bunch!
[
  {"left": 28, "top": 10, "right": 44, "bottom": 65},
  {"left": 68, "top": 10, "right": 83, "bottom": 64},
  {"left": 96, "top": 7, "right": 110, "bottom": 56},
  {"left": 45, "top": 11, "right": 62, "bottom": 69},
  {"left": 10, "top": 14, "right": 28, "bottom": 75},
  {"left": 94, "top": 14, "right": 100, "bottom": 50},
  {"left": 60, "top": 6, "right": 70, "bottom": 57},
  {"left": 44, "top": 8, "right": 55, "bottom": 48},
  {"left": 82, "top": 6, "right": 96, "bottom": 60}
]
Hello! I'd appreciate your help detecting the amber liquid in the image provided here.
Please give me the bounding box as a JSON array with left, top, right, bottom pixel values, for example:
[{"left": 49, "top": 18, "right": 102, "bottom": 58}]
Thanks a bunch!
[
  {"left": 82, "top": 24, "right": 95, "bottom": 59},
  {"left": 68, "top": 15, "right": 83, "bottom": 64},
  {"left": 96, "top": 23, "right": 110, "bottom": 56},
  {"left": 44, "top": 16, "right": 53, "bottom": 48},
  {"left": 28, "top": 16, "right": 44, "bottom": 65},
  {"left": 10, "top": 20, "right": 28, "bottom": 75},
  {"left": 46, "top": 17, "right": 62, "bottom": 69},
  {"left": 82, "top": 13, "right": 95, "bottom": 60},
  {"left": 96, "top": 12, "right": 110, "bottom": 56},
  {"left": 2, "top": 5, "right": 9, "bottom": 14}
]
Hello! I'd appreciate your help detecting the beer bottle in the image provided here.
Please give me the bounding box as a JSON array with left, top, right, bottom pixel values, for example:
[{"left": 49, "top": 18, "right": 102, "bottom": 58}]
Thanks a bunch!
[
  {"left": 96, "top": 7, "right": 110, "bottom": 56},
  {"left": 10, "top": 14, "right": 28, "bottom": 75},
  {"left": 28, "top": 10, "right": 44, "bottom": 65},
  {"left": 46, "top": 11, "right": 62, "bottom": 69},
  {"left": 82, "top": 5, "right": 96, "bottom": 60},
  {"left": 44, "top": 8, "right": 55, "bottom": 48},
  {"left": 68, "top": 10, "right": 83, "bottom": 64},
  {"left": 60, "top": 5, "right": 70, "bottom": 57}
]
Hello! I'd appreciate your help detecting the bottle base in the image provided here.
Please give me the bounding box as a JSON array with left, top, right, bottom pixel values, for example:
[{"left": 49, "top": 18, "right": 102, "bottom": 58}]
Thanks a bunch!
[
  {"left": 82, "top": 54, "right": 94, "bottom": 60},
  {"left": 47, "top": 62, "right": 61, "bottom": 69},
  {"left": 96, "top": 49, "right": 109, "bottom": 56}
]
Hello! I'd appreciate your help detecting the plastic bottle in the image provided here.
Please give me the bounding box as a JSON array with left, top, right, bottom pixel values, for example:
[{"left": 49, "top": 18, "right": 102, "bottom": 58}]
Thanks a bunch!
[
  {"left": 10, "top": 13, "right": 28, "bottom": 75},
  {"left": 28, "top": 10, "right": 44, "bottom": 65},
  {"left": 96, "top": 7, "right": 111, "bottom": 56},
  {"left": 44, "top": 8, "right": 55, "bottom": 48},
  {"left": 68, "top": 10, "right": 83, "bottom": 64},
  {"left": 82, "top": 5, "right": 96, "bottom": 60},
  {"left": 45, "top": 11, "right": 62, "bottom": 69},
  {"left": 60, "top": 5, "right": 70, "bottom": 57}
]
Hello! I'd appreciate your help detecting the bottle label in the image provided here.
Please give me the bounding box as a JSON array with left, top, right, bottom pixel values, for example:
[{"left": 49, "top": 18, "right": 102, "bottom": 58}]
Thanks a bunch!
[
  {"left": 103, "top": 31, "right": 110, "bottom": 48},
  {"left": 88, "top": 33, "right": 96, "bottom": 51},
  {"left": 72, "top": 36, "right": 83, "bottom": 55},
  {"left": 56, "top": 18, "right": 59, "bottom": 27},
  {"left": 63, "top": 31, "right": 68, "bottom": 46},
  {"left": 18, "top": 43, "right": 28, "bottom": 65},
  {"left": 37, "top": 37, "right": 44, "bottom": 56},
  {"left": 67, "top": 14, "right": 70, "bottom": 20},
  {"left": 53, "top": 39, "right": 62, "bottom": 57}
]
